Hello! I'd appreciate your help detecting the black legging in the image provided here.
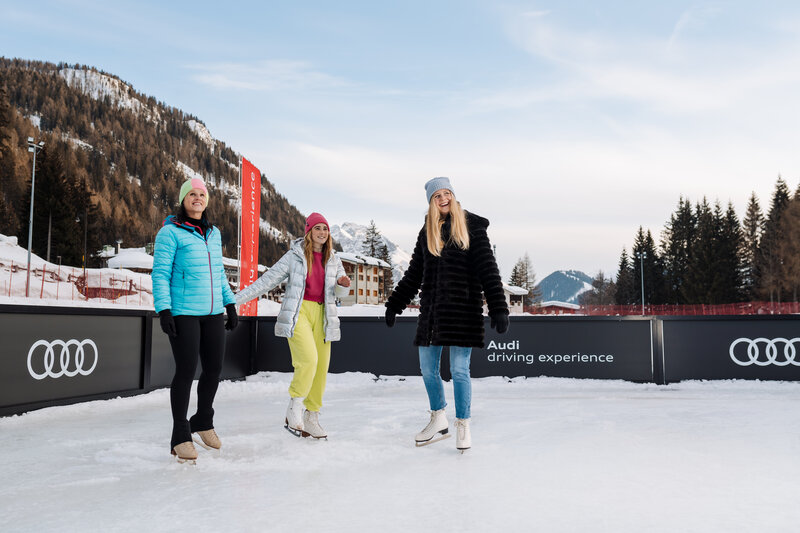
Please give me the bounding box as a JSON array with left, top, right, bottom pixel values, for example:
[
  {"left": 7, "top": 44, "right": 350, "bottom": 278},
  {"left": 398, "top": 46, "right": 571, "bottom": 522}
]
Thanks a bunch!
[{"left": 168, "top": 314, "right": 226, "bottom": 448}]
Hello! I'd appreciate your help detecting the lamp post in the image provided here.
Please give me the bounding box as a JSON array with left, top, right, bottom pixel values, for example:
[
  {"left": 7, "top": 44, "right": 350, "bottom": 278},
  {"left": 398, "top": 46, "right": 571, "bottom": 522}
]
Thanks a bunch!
[
  {"left": 25, "top": 137, "right": 45, "bottom": 297},
  {"left": 635, "top": 251, "right": 647, "bottom": 315}
]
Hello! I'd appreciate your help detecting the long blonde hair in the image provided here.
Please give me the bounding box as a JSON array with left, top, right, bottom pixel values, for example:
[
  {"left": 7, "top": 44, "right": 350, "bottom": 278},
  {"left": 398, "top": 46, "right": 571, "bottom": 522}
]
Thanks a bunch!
[
  {"left": 426, "top": 193, "right": 469, "bottom": 256},
  {"left": 303, "top": 231, "right": 332, "bottom": 275}
]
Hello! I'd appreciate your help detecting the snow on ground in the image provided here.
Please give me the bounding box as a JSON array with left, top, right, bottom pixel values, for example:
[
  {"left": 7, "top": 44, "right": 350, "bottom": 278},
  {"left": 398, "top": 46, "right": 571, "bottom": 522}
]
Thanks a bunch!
[
  {"left": 0, "top": 234, "right": 153, "bottom": 307},
  {"left": 2, "top": 374, "right": 799, "bottom": 532}
]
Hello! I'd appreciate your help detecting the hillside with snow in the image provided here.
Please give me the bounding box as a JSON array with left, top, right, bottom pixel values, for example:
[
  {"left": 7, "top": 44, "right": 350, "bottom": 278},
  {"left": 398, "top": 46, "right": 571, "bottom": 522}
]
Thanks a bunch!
[
  {"left": 331, "top": 222, "right": 411, "bottom": 286},
  {"left": 536, "top": 270, "right": 594, "bottom": 304},
  {"left": 0, "top": 59, "right": 306, "bottom": 268}
]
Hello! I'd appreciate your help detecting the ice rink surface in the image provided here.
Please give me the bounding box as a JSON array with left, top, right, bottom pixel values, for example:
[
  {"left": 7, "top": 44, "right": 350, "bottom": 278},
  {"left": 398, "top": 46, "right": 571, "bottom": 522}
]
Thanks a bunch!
[{"left": 2, "top": 373, "right": 800, "bottom": 532}]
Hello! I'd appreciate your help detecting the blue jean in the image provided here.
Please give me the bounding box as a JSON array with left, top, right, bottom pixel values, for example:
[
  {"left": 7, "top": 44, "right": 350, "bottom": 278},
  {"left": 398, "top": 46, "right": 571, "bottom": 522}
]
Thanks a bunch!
[{"left": 418, "top": 345, "right": 473, "bottom": 419}]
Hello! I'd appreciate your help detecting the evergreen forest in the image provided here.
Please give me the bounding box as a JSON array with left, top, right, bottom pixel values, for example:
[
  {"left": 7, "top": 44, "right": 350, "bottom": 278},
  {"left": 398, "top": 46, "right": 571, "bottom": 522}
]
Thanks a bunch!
[
  {"left": 0, "top": 58, "right": 306, "bottom": 268},
  {"left": 614, "top": 177, "right": 799, "bottom": 305}
]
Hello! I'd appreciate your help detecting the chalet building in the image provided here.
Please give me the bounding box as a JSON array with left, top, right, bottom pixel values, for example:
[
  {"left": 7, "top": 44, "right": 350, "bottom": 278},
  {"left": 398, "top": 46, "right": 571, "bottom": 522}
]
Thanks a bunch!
[
  {"left": 503, "top": 284, "right": 528, "bottom": 313},
  {"left": 338, "top": 252, "right": 392, "bottom": 305},
  {"left": 537, "top": 301, "right": 581, "bottom": 315}
]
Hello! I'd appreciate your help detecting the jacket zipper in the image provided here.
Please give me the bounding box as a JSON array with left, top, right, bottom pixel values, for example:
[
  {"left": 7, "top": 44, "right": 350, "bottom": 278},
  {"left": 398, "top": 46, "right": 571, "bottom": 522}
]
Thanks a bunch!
[{"left": 204, "top": 229, "right": 214, "bottom": 315}]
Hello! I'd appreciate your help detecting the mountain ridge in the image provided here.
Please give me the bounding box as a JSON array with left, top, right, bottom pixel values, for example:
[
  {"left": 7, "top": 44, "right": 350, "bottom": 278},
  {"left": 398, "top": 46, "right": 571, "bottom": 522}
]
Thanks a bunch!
[
  {"left": 535, "top": 270, "right": 594, "bottom": 304},
  {"left": 0, "top": 58, "right": 304, "bottom": 267}
]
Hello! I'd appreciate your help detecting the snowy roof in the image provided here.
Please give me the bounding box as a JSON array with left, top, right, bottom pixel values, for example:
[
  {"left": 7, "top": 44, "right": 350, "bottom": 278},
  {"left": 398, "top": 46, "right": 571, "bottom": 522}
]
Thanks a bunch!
[
  {"left": 504, "top": 284, "right": 528, "bottom": 296},
  {"left": 222, "top": 256, "right": 267, "bottom": 273},
  {"left": 107, "top": 249, "right": 153, "bottom": 270},
  {"left": 338, "top": 252, "right": 390, "bottom": 268},
  {"left": 539, "top": 300, "right": 581, "bottom": 310}
]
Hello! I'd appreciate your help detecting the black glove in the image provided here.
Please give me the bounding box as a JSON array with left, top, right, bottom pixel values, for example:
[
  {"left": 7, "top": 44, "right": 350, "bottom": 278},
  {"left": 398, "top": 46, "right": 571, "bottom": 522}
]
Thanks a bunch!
[
  {"left": 490, "top": 312, "right": 509, "bottom": 334},
  {"left": 225, "top": 304, "right": 239, "bottom": 330},
  {"left": 385, "top": 308, "right": 397, "bottom": 328},
  {"left": 159, "top": 309, "right": 177, "bottom": 337}
]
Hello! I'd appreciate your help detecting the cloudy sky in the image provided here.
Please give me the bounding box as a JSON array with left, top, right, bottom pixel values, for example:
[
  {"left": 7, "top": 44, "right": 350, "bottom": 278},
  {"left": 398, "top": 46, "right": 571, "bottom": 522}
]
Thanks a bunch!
[{"left": 2, "top": 1, "right": 798, "bottom": 279}]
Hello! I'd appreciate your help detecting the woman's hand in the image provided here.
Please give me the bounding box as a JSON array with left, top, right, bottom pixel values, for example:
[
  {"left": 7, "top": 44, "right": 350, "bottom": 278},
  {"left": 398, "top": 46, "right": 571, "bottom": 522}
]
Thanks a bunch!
[
  {"left": 158, "top": 309, "right": 177, "bottom": 337},
  {"left": 224, "top": 304, "right": 239, "bottom": 330},
  {"left": 337, "top": 275, "right": 351, "bottom": 287}
]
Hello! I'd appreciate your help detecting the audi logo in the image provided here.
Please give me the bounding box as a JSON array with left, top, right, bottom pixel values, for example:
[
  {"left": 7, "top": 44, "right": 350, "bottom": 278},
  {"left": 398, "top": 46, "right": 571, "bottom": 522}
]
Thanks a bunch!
[
  {"left": 729, "top": 337, "right": 800, "bottom": 367},
  {"left": 27, "top": 339, "right": 99, "bottom": 380}
]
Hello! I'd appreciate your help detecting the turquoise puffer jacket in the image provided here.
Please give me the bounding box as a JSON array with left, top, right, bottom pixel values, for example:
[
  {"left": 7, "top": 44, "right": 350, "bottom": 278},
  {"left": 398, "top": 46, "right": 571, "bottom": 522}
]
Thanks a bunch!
[{"left": 152, "top": 215, "right": 236, "bottom": 316}]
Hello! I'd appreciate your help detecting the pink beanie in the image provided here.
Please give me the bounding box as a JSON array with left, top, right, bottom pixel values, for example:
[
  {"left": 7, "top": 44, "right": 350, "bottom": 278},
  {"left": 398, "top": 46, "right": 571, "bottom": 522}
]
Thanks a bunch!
[{"left": 305, "top": 212, "right": 329, "bottom": 234}]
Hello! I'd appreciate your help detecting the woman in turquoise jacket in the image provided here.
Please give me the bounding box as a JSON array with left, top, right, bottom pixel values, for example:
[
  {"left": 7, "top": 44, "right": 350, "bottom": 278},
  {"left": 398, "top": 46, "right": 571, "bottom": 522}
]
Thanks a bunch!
[{"left": 152, "top": 177, "right": 238, "bottom": 464}]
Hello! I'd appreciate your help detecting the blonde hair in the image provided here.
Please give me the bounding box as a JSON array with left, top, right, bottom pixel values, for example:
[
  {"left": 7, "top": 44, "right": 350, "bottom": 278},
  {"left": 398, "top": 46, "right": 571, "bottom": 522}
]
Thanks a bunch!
[
  {"left": 426, "top": 193, "right": 469, "bottom": 256},
  {"left": 303, "top": 231, "right": 332, "bottom": 275}
]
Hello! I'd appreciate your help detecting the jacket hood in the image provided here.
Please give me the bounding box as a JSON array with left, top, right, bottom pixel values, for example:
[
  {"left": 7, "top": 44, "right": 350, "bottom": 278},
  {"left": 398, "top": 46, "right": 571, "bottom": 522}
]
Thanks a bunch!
[
  {"left": 289, "top": 238, "right": 305, "bottom": 257},
  {"left": 465, "top": 210, "right": 490, "bottom": 230}
]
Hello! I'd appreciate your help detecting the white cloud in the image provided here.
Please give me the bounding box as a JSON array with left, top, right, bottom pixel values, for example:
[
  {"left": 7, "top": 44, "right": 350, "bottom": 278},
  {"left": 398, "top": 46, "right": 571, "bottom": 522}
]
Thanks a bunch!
[{"left": 188, "top": 60, "right": 350, "bottom": 91}]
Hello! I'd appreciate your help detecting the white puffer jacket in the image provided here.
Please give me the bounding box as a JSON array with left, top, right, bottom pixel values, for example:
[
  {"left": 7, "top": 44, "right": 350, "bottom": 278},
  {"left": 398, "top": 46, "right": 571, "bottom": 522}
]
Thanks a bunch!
[{"left": 235, "top": 239, "right": 349, "bottom": 341}]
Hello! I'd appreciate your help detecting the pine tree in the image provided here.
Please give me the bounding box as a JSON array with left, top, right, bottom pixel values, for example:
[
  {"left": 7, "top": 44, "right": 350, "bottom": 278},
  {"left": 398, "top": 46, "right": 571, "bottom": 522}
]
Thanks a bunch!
[
  {"left": 660, "top": 197, "right": 695, "bottom": 303},
  {"left": 509, "top": 253, "right": 540, "bottom": 305},
  {"left": 614, "top": 248, "right": 636, "bottom": 305},
  {"left": 683, "top": 199, "right": 718, "bottom": 303},
  {"left": 717, "top": 202, "right": 744, "bottom": 302},
  {"left": 362, "top": 220, "right": 382, "bottom": 258},
  {"left": 757, "top": 177, "right": 791, "bottom": 302},
  {"left": 508, "top": 260, "right": 525, "bottom": 288},
  {"left": 741, "top": 193, "right": 764, "bottom": 299},
  {"left": 579, "top": 271, "right": 616, "bottom": 306},
  {"left": 376, "top": 242, "right": 394, "bottom": 295},
  {"left": 778, "top": 189, "right": 800, "bottom": 301},
  {"left": 631, "top": 227, "right": 664, "bottom": 305}
]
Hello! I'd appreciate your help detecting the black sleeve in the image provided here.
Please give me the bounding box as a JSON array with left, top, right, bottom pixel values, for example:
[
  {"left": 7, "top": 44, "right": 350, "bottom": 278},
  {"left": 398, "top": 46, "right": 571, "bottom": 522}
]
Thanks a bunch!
[
  {"left": 386, "top": 229, "right": 426, "bottom": 313},
  {"left": 471, "top": 224, "right": 509, "bottom": 317}
]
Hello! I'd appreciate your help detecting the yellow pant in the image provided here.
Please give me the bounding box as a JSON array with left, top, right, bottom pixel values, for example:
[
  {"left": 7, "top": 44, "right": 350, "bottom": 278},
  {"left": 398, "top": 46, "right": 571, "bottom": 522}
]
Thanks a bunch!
[{"left": 287, "top": 300, "right": 331, "bottom": 412}]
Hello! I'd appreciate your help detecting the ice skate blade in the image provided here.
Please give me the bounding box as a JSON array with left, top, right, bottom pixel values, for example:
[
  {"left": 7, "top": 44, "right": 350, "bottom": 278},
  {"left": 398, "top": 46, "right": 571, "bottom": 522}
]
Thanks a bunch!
[
  {"left": 415, "top": 433, "right": 451, "bottom": 447},
  {"left": 171, "top": 450, "right": 197, "bottom": 465},
  {"left": 458, "top": 448, "right": 470, "bottom": 454},
  {"left": 285, "top": 423, "right": 304, "bottom": 438},
  {"left": 301, "top": 431, "right": 328, "bottom": 440}
]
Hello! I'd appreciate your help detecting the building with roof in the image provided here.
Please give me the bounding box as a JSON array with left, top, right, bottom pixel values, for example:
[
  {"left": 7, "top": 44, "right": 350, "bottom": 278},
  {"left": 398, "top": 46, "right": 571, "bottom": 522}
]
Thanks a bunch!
[
  {"left": 338, "top": 252, "right": 392, "bottom": 305},
  {"left": 503, "top": 284, "right": 528, "bottom": 313}
]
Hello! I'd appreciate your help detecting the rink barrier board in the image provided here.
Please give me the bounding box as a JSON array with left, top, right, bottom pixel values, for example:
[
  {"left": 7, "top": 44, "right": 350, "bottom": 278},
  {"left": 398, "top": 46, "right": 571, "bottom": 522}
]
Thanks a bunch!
[
  {"left": 660, "top": 315, "right": 800, "bottom": 382},
  {"left": 254, "top": 316, "right": 657, "bottom": 382},
  {"left": 1, "top": 305, "right": 799, "bottom": 416}
]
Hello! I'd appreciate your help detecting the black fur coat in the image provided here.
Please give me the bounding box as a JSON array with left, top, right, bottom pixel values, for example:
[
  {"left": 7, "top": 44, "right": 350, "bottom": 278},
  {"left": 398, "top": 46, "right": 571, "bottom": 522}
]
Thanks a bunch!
[{"left": 386, "top": 211, "right": 508, "bottom": 348}]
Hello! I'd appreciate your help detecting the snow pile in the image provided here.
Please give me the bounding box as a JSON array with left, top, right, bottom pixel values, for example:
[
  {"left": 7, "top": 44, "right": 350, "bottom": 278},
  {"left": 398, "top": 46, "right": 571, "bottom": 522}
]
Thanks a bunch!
[
  {"left": 0, "top": 233, "right": 153, "bottom": 308},
  {"left": 1, "top": 374, "right": 799, "bottom": 532}
]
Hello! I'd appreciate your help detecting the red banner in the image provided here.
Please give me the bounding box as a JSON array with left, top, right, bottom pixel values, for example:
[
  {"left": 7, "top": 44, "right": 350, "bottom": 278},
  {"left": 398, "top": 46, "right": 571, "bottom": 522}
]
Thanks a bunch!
[{"left": 239, "top": 157, "right": 261, "bottom": 316}]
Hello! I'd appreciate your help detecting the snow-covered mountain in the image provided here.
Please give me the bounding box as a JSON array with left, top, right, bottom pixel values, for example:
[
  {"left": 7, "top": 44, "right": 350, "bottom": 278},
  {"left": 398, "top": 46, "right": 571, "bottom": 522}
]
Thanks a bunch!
[
  {"left": 535, "top": 270, "right": 594, "bottom": 304},
  {"left": 330, "top": 222, "right": 411, "bottom": 286}
]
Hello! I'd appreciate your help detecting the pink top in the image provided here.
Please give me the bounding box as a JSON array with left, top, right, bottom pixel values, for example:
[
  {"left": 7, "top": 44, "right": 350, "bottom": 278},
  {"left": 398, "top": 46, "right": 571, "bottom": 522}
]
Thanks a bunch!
[{"left": 304, "top": 252, "right": 325, "bottom": 303}]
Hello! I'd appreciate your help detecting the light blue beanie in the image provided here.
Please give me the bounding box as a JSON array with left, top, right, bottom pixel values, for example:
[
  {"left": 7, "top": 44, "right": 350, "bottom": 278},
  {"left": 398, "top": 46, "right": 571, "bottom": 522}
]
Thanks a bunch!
[{"left": 425, "top": 177, "right": 454, "bottom": 203}]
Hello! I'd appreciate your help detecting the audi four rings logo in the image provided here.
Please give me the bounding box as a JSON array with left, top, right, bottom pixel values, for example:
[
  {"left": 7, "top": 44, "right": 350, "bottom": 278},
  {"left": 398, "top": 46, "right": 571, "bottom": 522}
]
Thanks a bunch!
[
  {"left": 729, "top": 337, "right": 800, "bottom": 367},
  {"left": 27, "top": 339, "right": 99, "bottom": 380}
]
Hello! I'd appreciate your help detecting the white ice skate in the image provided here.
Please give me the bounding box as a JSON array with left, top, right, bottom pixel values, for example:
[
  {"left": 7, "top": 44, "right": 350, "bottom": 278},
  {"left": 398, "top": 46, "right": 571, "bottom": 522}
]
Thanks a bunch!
[
  {"left": 455, "top": 418, "right": 471, "bottom": 453},
  {"left": 415, "top": 408, "right": 450, "bottom": 447},
  {"left": 285, "top": 397, "right": 305, "bottom": 437},
  {"left": 302, "top": 410, "right": 327, "bottom": 440}
]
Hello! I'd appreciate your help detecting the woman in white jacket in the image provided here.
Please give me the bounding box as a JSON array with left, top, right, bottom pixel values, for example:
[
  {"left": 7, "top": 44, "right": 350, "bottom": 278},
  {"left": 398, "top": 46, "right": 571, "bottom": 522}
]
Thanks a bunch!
[{"left": 236, "top": 212, "right": 350, "bottom": 439}]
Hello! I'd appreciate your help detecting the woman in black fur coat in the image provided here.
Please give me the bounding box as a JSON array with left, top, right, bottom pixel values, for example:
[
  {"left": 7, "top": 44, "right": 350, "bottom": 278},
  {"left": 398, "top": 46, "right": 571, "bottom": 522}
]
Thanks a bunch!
[{"left": 385, "top": 177, "right": 509, "bottom": 452}]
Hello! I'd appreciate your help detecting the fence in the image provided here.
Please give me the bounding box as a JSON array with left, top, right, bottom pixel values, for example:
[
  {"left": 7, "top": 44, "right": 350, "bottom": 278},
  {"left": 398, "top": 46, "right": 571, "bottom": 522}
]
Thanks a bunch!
[
  {"left": 0, "top": 260, "right": 151, "bottom": 305},
  {"left": 526, "top": 301, "right": 800, "bottom": 316}
]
